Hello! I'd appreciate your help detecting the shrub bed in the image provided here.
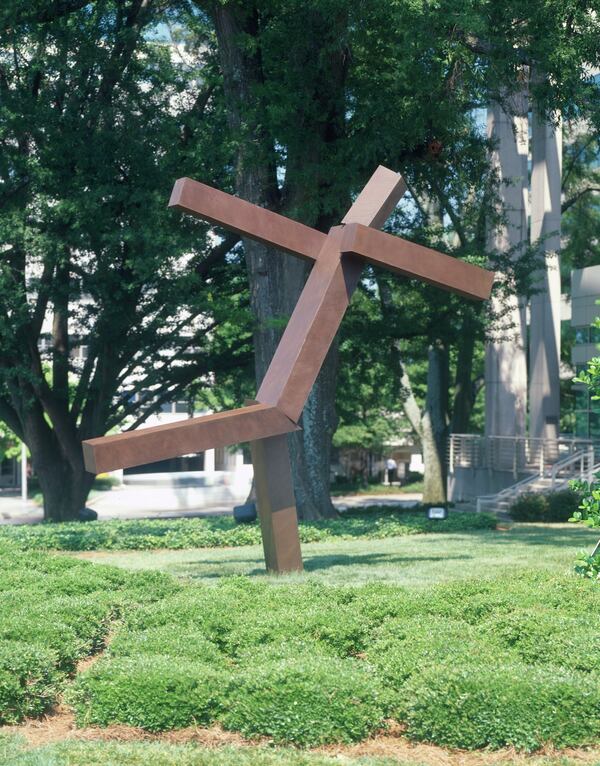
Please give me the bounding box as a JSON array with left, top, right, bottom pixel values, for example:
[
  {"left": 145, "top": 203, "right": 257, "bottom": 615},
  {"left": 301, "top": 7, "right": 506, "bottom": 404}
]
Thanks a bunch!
[
  {"left": 70, "top": 572, "right": 600, "bottom": 749},
  {"left": 510, "top": 489, "right": 582, "bottom": 522},
  {"left": 0, "top": 546, "right": 178, "bottom": 722},
  {"left": 4, "top": 545, "right": 600, "bottom": 751},
  {"left": 0, "top": 507, "right": 496, "bottom": 552}
]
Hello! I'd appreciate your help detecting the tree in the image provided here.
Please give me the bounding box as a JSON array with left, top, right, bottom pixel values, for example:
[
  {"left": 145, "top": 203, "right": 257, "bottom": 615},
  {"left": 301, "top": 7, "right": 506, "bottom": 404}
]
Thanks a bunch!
[
  {"left": 188, "top": 0, "right": 600, "bottom": 510},
  {"left": 0, "top": 1, "right": 252, "bottom": 520}
]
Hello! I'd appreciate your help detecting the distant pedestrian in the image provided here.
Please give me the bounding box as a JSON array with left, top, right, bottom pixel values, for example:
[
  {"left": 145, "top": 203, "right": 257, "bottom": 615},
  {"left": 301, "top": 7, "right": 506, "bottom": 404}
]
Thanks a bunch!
[{"left": 386, "top": 457, "right": 397, "bottom": 485}]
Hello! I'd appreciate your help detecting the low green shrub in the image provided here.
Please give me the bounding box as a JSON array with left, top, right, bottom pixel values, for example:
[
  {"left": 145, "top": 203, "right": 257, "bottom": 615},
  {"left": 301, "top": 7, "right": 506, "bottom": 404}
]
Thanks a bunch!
[
  {"left": 108, "top": 626, "right": 224, "bottom": 666},
  {"left": 0, "top": 642, "right": 62, "bottom": 724},
  {"left": 404, "top": 663, "right": 600, "bottom": 750},
  {"left": 70, "top": 656, "right": 228, "bottom": 732},
  {"left": 510, "top": 489, "right": 581, "bottom": 522},
  {"left": 478, "top": 608, "right": 600, "bottom": 671},
  {"left": 220, "top": 653, "right": 387, "bottom": 746},
  {"left": 0, "top": 508, "right": 496, "bottom": 552},
  {"left": 367, "top": 615, "right": 508, "bottom": 717}
]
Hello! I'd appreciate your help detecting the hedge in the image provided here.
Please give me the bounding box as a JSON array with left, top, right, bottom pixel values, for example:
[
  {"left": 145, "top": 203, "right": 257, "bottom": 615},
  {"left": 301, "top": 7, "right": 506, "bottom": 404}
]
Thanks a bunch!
[
  {"left": 4, "top": 544, "right": 600, "bottom": 751},
  {"left": 0, "top": 507, "right": 496, "bottom": 552},
  {"left": 510, "top": 489, "right": 582, "bottom": 522},
  {"left": 404, "top": 664, "right": 600, "bottom": 750},
  {"left": 69, "top": 656, "right": 227, "bottom": 732}
]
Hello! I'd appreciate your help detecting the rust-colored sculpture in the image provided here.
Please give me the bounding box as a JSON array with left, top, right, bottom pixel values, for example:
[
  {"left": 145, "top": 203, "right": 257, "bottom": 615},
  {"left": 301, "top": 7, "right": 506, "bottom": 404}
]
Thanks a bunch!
[{"left": 83, "top": 166, "right": 493, "bottom": 573}]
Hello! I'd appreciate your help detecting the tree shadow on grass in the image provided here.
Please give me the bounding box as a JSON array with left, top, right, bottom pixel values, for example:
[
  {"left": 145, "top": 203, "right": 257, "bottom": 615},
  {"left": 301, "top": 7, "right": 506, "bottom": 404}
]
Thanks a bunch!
[
  {"left": 477, "top": 525, "right": 598, "bottom": 548},
  {"left": 181, "top": 550, "right": 472, "bottom": 579}
]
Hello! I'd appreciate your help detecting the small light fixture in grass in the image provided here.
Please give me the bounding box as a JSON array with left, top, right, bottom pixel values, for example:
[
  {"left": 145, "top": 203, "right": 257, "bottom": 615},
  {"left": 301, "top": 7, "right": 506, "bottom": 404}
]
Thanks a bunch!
[{"left": 427, "top": 506, "right": 448, "bottom": 520}]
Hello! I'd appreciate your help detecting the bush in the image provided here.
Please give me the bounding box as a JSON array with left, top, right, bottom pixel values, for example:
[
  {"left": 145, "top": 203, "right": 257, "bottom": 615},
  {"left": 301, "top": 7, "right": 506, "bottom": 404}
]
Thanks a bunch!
[
  {"left": 478, "top": 608, "right": 600, "bottom": 671},
  {"left": 510, "top": 489, "right": 581, "bottom": 522},
  {"left": 0, "top": 508, "right": 496, "bottom": 552},
  {"left": 109, "top": 626, "right": 224, "bottom": 666},
  {"left": 220, "top": 652, "right": 387, "bottom": 746},
  {"left": 0, "top": 642, "right": 62, "bottom": 724},
  {"left": 70, "top": 656, "right": 228, "bottom": 732},
  {"left": 404, "top": 663, "right": 600, "bottom": 750},
  {"left": 367, "top": 615, "right": 508, "bottom": 717}
]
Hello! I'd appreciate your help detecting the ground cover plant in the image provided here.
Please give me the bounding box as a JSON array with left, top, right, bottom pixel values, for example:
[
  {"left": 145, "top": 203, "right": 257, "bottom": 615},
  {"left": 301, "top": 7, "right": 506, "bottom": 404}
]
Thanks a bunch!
[
  {"left": 63, "top": 566, "right": 600, "bottom": 750},
  {"left": 0, "top": 545, "right": 177, "bottom": 724},
  {"left": 0, "top": 506, "right": 496, "bottom": 552},
  {"left": 3, "top": 519, "right": 596, "bottom": 754},
  {"left": 3, "top": 528, "right": 600, "bottom": 753}
]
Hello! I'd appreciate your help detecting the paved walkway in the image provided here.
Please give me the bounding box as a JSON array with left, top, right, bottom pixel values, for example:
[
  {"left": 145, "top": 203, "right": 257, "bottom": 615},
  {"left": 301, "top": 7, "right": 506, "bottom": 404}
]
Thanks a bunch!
[{"left": 0, "top": 488, "right": 422, "bottom": 526}]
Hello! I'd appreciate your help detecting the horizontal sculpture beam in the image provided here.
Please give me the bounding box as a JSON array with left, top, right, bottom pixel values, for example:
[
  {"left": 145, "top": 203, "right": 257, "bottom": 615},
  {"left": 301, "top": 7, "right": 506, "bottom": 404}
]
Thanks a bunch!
[{"left": 82, "top": 403, "right": 299, "bottom": 474}]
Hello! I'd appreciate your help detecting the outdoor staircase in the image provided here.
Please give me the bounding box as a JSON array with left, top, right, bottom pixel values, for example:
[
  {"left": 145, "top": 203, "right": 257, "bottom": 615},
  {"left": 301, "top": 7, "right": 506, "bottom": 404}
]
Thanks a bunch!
[{"left": 476, "top": 449, "right": 600, "bottom": 514}]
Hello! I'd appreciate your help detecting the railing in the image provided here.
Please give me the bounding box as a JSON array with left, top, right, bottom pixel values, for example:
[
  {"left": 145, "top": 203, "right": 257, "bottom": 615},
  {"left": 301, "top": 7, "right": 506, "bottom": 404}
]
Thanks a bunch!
[
  {"left": 475, "top": 449, "right": 599, "bottom": 514},
  {"left": 449, "top": 434, "right": 593, "bottom": 479}
]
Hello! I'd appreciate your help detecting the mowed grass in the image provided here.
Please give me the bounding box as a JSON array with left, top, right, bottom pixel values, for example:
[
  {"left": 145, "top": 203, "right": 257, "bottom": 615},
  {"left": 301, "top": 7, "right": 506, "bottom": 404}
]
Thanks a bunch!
[
  {"left": 76, "top": 523, "right": 599, "bottom": 587},
  {"left": 1, "top": 735, "right": 597, "bottom": 766}
]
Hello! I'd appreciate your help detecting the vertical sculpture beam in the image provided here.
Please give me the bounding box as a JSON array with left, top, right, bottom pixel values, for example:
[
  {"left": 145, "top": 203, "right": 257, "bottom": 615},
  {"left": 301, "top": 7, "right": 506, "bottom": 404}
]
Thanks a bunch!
[
  {"left": 250, "top": 433, "right": 302, "bottom": 572},
  {"left": 251, "top": 166, "right": 406, "bottom": 571}
]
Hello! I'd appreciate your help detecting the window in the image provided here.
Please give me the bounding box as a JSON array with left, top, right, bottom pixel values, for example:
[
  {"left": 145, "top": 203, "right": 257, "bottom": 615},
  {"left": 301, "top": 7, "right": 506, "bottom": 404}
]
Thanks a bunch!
[
  {"left": 575, "top": 411, "right": 589, "bottom": 437},
  {"left": 575, "top": 327, "right": 590, "bottom": 344}
]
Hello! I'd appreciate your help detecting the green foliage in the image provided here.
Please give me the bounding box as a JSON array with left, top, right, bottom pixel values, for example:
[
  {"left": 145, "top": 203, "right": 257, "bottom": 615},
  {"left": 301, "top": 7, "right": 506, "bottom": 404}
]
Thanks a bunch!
[
  {"left": 67, "top": 569, "right": 600, "bottom": 748},
  {"left": 0, "top": 546, "right": 179, "bottom": 723},
  {"left": 220, "top": 652, "right": 386, "bottom": 746},
  {"left": 509, "top": 490, "right": 581, "bottom": 522},
  {"left": 574, "top": 550, "right": 600, "bottom": 580},
  {"left": 0, "top": 508, "right": 496, "bottom": 552},
  {"left": 0, "top": 642, "right": 62, "bottom": 724},
  {"left": 403, "top": 664, "right": 600, "bottom": 751},
  {"left": 70, "top": 657, "right": 226, "bottom": 732},
  {"left": 3, "top": 540, "right": 600, "bottom": 749},
  {"left": 108, "top": 627, "right": 224, "bottom": 666}
]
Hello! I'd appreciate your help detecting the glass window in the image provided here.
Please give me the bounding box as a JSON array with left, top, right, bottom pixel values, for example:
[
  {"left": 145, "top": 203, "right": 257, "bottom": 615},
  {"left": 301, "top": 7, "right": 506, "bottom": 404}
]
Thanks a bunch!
[
  {"left": 590, "top": 412, "right": 600, "bottom": 440},
  {"left": 575, "top": 327, "right": 590, "bottom": 344},
  {"left": 591, "top": 325, "right": 600, "bottom": 344},
  {"left": 575, "top": 411, "right": 589, "bottom": 437},
  {"left": 575, "top": 389, "right": 589, "bottom": 410}
]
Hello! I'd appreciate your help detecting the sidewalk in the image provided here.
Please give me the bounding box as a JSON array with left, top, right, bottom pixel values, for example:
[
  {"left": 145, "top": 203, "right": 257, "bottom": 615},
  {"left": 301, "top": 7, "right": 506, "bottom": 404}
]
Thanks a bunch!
[{"left": 0, "top": 487, "right": 422, "bottom": 526}]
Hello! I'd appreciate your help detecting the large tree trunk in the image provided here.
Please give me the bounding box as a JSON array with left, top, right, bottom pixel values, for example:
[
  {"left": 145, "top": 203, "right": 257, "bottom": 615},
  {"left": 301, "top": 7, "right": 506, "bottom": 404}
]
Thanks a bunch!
[
  {"left": 211, "top": 3, "right": 342, "bottom": 519},
  {"left": 36, "top": 458, "right": 94, "bottom": 522}
]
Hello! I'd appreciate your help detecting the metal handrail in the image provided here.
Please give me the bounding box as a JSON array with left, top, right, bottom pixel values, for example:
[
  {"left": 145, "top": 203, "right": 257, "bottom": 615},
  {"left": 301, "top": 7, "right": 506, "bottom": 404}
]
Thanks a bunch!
[{"left": 475, "top": 448, "right": 593, "bottom": 513}]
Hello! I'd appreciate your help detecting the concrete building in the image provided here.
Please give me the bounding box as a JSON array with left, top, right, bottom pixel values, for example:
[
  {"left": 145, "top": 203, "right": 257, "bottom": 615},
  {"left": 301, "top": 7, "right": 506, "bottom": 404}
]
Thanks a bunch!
[{"left": 571, "top": 264, "right": 600, "bottom": 441}]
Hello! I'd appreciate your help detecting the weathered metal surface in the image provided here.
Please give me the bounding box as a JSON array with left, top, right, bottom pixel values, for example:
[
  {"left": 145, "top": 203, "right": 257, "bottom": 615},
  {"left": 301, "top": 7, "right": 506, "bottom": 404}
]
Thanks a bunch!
[
  {"left": 250, "top": 432, "right": 303, "bottom": 572},
  {"left": 341, "top": 165, "right": 407, "bottom": 229},
  {"left": 256, "top": 229, "right": 363, "bottom": 421},
  {"left": 82, "top": 164, "right": 494, "bottom": 574},
  {"left": 169, "top": 178, "right": 326, "bottom": 262},
  {"left": 82, "top": 403, "right": 299, "bottom": 474},
  {"left": 340, "top": 223, "right": 494, "bottom": 301}
]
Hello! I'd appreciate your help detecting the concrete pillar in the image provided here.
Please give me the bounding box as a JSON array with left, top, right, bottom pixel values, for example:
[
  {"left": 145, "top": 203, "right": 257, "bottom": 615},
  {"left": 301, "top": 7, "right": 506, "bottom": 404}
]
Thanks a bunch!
[
  {"left": 529, "top": 110, "right": 562, "bottom": 441},
  {"left": 484, "top": 98, "right": 529, "bottom": 437},
  {"left": 204, "top": 448, "right": 215, "bottom": 474}
]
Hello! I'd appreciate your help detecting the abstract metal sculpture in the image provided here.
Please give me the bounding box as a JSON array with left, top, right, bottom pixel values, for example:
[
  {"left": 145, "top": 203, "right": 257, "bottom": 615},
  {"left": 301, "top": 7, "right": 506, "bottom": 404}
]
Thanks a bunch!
[{"left": 82, "top": 166, "right": 493, "bottom": 573}]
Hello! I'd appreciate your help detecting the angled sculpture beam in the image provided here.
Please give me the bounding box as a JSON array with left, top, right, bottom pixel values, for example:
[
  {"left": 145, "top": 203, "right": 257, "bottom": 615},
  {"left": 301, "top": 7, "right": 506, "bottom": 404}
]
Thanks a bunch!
[
  {"left": 340, "top": 224, "right": 494, "bottom": 301},
  {"left": 169, "top": 178, "right": 327, "bottom": 263},
  {"left": 83, "top": 404, "right": 298, "bottom": 474},
  {"left": 83, "top": 164, "right": 494, "bottom": 574}
]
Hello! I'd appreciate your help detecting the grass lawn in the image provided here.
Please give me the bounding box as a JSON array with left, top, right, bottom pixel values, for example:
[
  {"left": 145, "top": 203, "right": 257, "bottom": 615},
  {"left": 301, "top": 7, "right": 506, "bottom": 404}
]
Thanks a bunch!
[
  {"left": 2, "top": 735, "right": 599, "bottom": 766},
  {"left": 75, "top": 523, "right": 599, "bottom": 587}
]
